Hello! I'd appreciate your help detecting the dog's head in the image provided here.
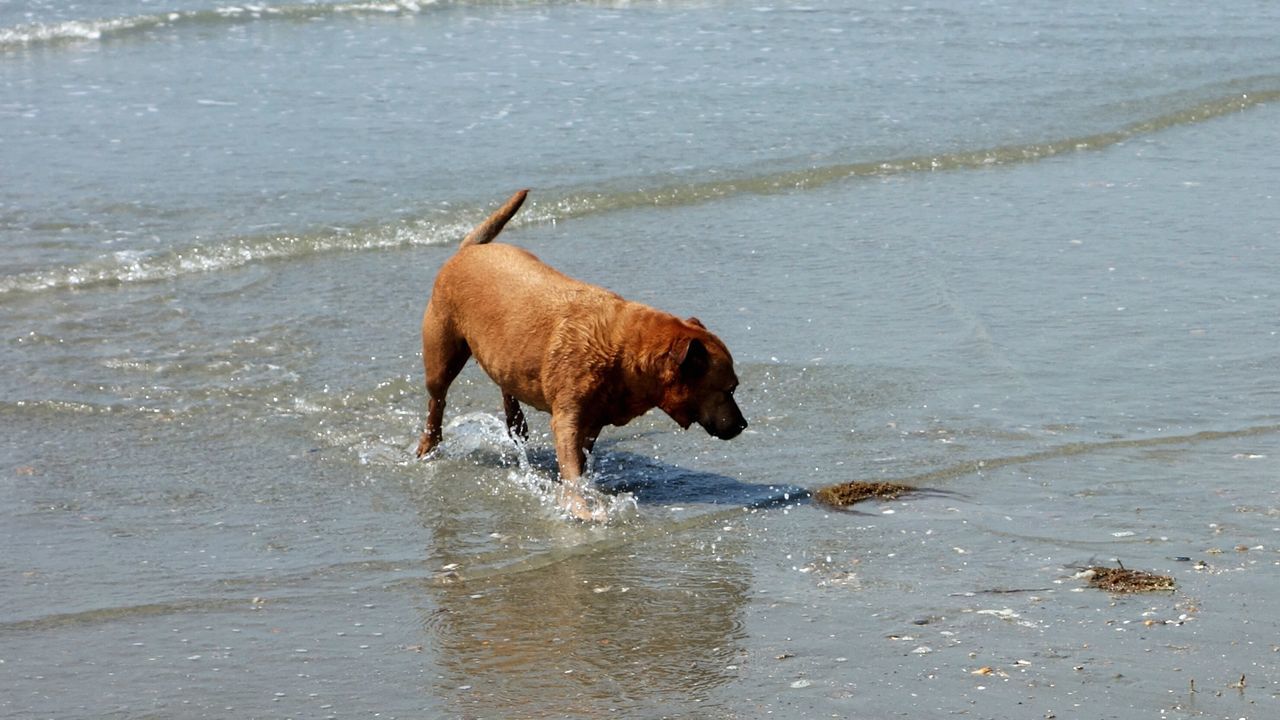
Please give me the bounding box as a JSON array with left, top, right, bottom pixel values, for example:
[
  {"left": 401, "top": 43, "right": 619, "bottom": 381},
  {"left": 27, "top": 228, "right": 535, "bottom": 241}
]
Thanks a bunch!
[{"left": 659, "top": 318, "right": 747, "bottom": 440}]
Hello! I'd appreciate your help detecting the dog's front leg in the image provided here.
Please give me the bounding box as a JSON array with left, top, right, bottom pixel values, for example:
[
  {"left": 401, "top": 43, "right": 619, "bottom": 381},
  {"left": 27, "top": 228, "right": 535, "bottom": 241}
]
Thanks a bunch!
[
  {"left": 550, "top": 410, "right": 605, "bottom": 521},
  {"left": 550, "top": 410, "right": 587, "bottom": 479}
]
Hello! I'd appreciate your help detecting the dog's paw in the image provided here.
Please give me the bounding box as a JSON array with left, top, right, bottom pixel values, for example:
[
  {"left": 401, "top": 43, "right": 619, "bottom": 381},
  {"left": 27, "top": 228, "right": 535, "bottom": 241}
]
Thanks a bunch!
[
  {"left": 414, "top": 433, "right": 439, "bottom": 459},
  {"left": 556, "top": 485, "right": 609, "bottom": 523}
]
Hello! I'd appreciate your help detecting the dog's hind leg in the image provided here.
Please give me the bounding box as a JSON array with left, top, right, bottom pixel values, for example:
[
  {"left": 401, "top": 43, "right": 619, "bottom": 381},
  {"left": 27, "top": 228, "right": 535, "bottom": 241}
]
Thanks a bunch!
[
  {"left": 503, "top": 393, "right": 529, "bottom": 443},
  {"left": 416, "top": 325, "right": 470, "bottom": 458}
]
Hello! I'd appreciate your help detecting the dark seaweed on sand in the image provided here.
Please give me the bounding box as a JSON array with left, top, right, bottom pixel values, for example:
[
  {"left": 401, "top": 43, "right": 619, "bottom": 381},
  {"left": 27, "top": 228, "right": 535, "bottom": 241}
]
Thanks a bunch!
[
  {"left": 811, "top": 481, "right": 916, "bottom": 508},
  {"left": 1084, "top": 564, "right": 1176, "bottom": 593}
]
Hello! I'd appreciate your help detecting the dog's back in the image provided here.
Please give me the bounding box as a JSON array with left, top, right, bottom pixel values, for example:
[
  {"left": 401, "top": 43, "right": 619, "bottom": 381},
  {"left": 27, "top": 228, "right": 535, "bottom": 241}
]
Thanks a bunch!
[{"left": 431, "top": 241, "right": 623, "bottom": 407}]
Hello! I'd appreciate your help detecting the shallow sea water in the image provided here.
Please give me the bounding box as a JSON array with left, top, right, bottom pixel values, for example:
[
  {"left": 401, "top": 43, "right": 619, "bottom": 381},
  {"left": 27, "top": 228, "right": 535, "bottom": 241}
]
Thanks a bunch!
[{"left": 3, "top": 1, "right": 1280, "bottom": 718}]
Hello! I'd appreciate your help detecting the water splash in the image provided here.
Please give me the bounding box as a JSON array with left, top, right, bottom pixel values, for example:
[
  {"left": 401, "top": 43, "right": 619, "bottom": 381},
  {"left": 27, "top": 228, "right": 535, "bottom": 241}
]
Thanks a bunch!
[{"left": 435, "top": 413, "right": 639, "bottom": 524}]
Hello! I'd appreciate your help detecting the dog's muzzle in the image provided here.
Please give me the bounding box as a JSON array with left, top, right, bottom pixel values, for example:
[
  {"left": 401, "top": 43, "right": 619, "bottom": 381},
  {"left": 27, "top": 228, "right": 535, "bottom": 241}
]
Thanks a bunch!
[{"left": 702, "top": 410, "right": 748, "bottom": 440}]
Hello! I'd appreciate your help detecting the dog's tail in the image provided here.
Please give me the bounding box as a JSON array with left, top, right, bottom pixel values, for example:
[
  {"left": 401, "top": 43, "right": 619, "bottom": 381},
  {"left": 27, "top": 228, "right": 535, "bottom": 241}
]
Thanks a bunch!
[{"left": 459, "top": 189, "right": 529, "bottom": 248}]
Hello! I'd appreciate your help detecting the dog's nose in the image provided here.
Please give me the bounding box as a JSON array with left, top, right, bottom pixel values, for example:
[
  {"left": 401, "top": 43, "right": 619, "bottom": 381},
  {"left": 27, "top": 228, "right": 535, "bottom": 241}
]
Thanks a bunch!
[{"left": 719, "top": 416, "right": 747, "bottom": 440}]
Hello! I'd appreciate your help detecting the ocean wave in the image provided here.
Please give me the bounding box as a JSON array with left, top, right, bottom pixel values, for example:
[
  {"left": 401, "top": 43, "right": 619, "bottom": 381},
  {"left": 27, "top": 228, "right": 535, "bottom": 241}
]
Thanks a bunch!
[
  {"left": 2, "top": 85, "right": 1275, "bottom": 298},
  {"left": 0, "top": 597, "right": 255, "bottom": 632},
  {"left": 0, "top": 213, "right": 470, "bottom": 295},
  {"left": 0, "top": 398, "right": 135, "bottom": 416},
  {"left": 818, "top": 423, "right": 1280, "bottom": 491},
  {"left": 0, "top": 14, "right": 163, "bottom": 46},
  {"left": 493, "top": 87, "right": 1280, "bottom": 220},
  {"left": 638, "top": 88, "right": 1280, "bottom": 201},
  {"left": 0, "top": 1, "right": 435, "bottom": 50}
]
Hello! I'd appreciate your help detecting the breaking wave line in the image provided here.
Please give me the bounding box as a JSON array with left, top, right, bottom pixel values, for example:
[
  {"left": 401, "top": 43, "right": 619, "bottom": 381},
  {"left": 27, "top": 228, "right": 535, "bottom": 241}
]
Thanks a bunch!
[
  {"left": 0, "top": 214, "right": 470, "bottom": 296},
  {"left": 536, "top": 88, "right": 1280, "bottom": 220},
  {"left": 813, "top": 423, "right": 1280, "bottom": 493},
  {"left": 2, "top": 85, "right": 1275, "bottom": 298},
  {"left": 0, "top": 1, "right": 435, "bottom": 49}
]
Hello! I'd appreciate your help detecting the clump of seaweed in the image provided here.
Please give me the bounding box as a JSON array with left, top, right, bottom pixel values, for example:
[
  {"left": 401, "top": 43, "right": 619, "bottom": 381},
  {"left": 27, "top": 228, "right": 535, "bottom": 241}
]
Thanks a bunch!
[
  {"left": 812, "top": 481, "right": 916, "bottom": 508},
  {"left": 1082, "top": 563, "right": 1175, "bottom": 593}
]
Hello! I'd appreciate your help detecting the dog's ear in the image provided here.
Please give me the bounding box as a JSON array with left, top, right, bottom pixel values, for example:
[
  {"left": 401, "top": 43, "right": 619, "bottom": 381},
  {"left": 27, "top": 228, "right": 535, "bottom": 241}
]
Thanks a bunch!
[
  {"left": 686, "top": 316, "right": 706, "bottom": 329},
  {"left": 675, "top": 336, "right": 709, "bottom": 380}
]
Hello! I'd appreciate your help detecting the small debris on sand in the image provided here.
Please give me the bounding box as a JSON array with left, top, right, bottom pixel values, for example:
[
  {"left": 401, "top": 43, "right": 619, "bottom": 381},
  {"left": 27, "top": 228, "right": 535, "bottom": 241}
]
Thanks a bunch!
[
  {"left": 812, "top": 481, "right": 915, "bottom": 508},
  {"left": 1081, "top": 564, "right": 1175, "bottom": 593}
]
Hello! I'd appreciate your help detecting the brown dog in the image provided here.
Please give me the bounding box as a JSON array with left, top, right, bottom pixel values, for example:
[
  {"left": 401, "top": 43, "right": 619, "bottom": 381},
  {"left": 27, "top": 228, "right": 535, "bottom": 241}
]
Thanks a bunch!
[{"left": 415, "top": 189, "right": 747, "bottom": 520}]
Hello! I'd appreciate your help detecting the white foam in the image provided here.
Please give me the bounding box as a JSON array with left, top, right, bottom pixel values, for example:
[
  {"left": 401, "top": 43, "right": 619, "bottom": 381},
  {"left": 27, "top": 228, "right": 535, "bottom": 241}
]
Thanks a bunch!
[
  {"left": 0, "top": 219, "right": 459, "bottom": 297},
  {"left": 332, "top": 1, "right": 433, "bottom": 14},
  {"left": 0, "top": 1, "right": 435, "bottom": 49},
  {"left": 0, "top": 15, "right": 162, "bottom": 46}
]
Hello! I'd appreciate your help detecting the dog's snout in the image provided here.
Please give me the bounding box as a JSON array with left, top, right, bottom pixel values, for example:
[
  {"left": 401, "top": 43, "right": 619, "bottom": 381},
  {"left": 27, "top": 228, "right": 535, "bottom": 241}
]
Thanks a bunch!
[
  {"left": 709, "top": 405, "right": 747, "bottom": 440},
  {"left": 720, "top": 417, "right": 747, "bottom": 440}
]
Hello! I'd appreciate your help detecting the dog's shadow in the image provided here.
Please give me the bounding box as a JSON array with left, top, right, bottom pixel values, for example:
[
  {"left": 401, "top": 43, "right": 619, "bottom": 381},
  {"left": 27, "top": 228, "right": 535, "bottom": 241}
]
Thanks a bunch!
[
  {"left": 437, "top": 416, "right": 948, "bottom": 513},
  {"left": 596, "top": 443, "right": 810, "bottom": 510},
  {"left": 492, "top": 440, "right": 807, "bottom": 510},
  {"left": 589, "top": 443, "right": 961, "bottom": 515}
]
